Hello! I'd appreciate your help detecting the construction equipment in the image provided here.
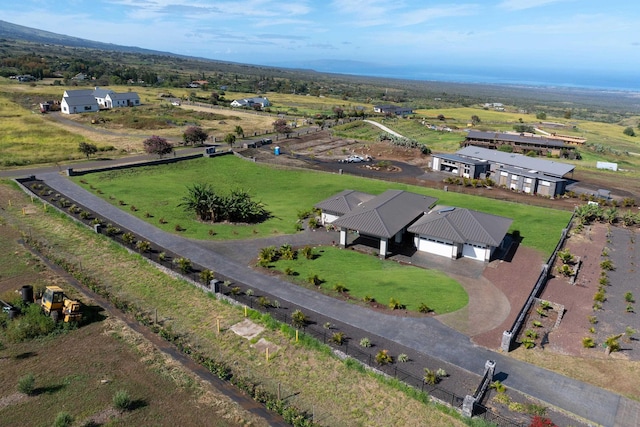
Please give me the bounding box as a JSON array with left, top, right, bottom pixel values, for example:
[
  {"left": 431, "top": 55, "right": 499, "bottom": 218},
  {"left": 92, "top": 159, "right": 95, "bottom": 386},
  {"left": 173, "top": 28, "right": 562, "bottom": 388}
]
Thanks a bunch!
[{"left": 40, "top": 285, "right": 82, "bottom": 323}]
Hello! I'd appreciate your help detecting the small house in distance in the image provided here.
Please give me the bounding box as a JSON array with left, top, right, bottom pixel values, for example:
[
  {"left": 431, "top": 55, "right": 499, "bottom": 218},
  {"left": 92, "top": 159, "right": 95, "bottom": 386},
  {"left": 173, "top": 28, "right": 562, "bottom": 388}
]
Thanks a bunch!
[
  {"left": 373, "top": 105, "right": 414, "bottom": 116},
  {"left": 230, "top": 97, "right": 270, "bottom": 109},
  {"left": 61, "top": 87, "right": 140, "bottom": 114}
]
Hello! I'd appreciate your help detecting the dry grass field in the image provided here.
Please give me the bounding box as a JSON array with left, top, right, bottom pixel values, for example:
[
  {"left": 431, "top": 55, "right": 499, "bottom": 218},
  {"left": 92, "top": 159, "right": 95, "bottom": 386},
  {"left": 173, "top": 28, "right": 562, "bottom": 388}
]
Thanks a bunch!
[{"left": 0, "top": 215, "right": 267, "bottom": 427}]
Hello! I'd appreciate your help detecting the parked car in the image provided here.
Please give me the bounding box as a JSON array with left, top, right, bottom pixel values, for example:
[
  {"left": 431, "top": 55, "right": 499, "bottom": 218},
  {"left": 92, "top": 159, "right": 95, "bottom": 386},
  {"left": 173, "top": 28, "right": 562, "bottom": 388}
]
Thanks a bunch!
[
  {"left": 341, "top": 155, "right": 364, "bottom": 163},
  {"left": 260, "top": 138, "right": 272, "bottom": 145}
]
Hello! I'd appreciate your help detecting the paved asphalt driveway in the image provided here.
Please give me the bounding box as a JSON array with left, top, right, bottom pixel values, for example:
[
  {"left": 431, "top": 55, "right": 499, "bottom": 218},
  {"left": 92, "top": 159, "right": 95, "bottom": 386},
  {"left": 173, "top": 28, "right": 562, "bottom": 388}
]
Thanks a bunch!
[{"left": 33, "top": 171, "right": 640, "bottom": 427}]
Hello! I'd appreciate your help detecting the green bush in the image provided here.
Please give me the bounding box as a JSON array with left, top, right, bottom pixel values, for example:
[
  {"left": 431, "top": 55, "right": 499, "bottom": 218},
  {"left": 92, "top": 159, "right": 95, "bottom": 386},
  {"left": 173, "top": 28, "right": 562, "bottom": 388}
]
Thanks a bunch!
[
  {"left": 375, "top": 349, "right": 393, "bottom": 365},
  {"left": 397, "top": 353, "right": 409, "bottom": 363},
  {"left": 331, "top": 331, "right": 346, "bottom": 345},
  {"left": 418, "top": 303, "right": 432, "bottom": 313},
  {"left": 582, "top": 337, "right": 595, "bottom": 348},
  {"left": 359, "top": 337, "right": 371, "bottom": 348},
  {"left": 17, "top": 373, "right": 35, "bottom": 395},
  {"left": 291, "top": 309, "right": 307, "bottom": 328},
  {"left": 625, "top": 292, "right": 635, "bottom": 303},
  {"left": 113, "top": 389, "right": 132, "bottom": 411},
  {"left": 5, "top": 304, "right": 56, "bottom": 342},
  {"left": 53, "top": 412, "right": 74, "bottom": 427}
]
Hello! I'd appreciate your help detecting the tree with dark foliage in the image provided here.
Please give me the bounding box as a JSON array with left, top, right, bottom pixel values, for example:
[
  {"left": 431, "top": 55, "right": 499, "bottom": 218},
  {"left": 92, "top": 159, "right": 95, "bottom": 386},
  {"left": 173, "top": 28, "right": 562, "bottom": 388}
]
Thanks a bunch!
[
  {"left": 273, "top": 118, "right": 291, "bottom": 138},
  {"left": 182, "top": 126, "right": 208, "bottom": 145},
  {"left": 143, "top": 135, "right": 173, "bottom": 157},
  {"left": 78, "top": 141, "right": 98, "bottom": 158}
]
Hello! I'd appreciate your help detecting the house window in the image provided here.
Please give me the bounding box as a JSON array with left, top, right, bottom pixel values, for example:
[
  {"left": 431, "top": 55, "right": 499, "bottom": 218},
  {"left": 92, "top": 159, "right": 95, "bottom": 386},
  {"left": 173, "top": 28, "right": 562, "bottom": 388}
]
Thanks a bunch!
[
  {"left": 541, "top": 181, "right": 550, "bottom": 187},
  {"left": 84, "top": 105, "right": 92, "bottom": 111}
]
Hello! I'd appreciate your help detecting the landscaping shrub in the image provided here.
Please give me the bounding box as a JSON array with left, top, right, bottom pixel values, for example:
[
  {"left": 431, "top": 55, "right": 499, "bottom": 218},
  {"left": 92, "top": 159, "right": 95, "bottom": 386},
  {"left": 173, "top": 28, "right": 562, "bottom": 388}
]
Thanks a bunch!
[
  {"left": 423, "top": 368, "right": 440, "bottom": 385},
  {"left": 582, "top": 337, "right": 595, "bottom": 348},
  {"left": 397, "top": 353, "right": 409, "bottom": 363},
  {"left": 418, "top": 303, "right": 432, "bottom": 313},
  {"left": 359, "top": 337, "right": 371, "bottom": 348},
  {"left": 375, "top": 349, "right": 393, "bottom": 365},
  {"left": 529, "top": 416, "right": 558, "bottom": 427},
  {"left": 331, "top": 331, "right": 346, "bottom": 345},
  {"left": 291, "top": 309, "right": 307, "bottom": 328}
]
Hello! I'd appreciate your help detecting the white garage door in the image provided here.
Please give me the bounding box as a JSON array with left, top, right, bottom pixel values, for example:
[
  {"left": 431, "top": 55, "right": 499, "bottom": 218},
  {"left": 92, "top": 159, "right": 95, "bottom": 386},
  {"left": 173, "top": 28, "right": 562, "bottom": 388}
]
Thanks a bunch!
[
  {"left": 418, "top": 238, "right": 454, "bottom": 258},
  {"left": 462, "top": 244, "right": 486, "bottom": 260}
]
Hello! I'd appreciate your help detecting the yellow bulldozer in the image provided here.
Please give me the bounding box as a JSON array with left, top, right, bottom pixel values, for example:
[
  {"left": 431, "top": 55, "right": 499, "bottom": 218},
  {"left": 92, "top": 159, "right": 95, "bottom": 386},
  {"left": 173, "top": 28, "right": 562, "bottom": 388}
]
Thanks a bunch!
[{"left": 40, "top": 285, "right": 82, "bottom": 323}]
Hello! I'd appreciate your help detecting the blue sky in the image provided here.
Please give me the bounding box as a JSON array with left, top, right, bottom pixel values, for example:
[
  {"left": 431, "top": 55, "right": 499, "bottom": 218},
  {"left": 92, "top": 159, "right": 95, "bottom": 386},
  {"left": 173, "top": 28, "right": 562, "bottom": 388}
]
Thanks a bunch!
[{"left": 3, "top": 1, "right": 639, "bottom": 89}]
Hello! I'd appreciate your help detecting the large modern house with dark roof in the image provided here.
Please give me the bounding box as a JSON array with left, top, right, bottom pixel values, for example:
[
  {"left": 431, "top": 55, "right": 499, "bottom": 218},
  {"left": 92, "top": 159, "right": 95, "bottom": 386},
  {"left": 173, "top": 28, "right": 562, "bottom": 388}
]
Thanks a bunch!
[
  {"left": 462, "top": 130, "right": 578, "bottom": 157},
  {"left": 432, "top": 146, "right": 575, "bottom": 197},
  {"left": 315, "top": 189, "right": 512, "bottom": 261}
]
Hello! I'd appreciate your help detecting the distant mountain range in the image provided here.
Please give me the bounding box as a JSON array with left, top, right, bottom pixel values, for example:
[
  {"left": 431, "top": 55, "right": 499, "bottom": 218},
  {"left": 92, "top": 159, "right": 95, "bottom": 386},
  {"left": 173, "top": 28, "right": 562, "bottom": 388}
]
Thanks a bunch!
[{"left": 0, "top": 19, "right": 179, "bottom": 57}]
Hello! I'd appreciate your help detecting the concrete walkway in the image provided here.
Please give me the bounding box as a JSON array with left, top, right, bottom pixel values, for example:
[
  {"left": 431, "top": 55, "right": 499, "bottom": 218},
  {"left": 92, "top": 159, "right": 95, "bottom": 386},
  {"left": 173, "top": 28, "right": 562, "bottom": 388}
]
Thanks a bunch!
[
  {"left": 363, "top": 119, "right": 405, "bottom": 138},
  {"left": 36, "top": 172, "right": 640, "bottom": 427}
]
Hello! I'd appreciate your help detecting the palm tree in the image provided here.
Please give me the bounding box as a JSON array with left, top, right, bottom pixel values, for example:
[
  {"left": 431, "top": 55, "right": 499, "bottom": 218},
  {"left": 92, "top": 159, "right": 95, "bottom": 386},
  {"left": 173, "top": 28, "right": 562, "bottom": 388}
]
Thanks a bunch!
[
  {"left": 603, "top": 207, "right": 618, "bottom": 224},
  {"left": 178, "top": 183, "right": 221, "bottom": 221}
]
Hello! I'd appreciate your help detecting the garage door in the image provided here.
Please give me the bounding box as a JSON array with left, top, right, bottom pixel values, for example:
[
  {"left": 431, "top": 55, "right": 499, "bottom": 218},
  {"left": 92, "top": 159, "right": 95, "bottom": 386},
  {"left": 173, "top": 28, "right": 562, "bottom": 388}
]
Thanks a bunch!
[
  {"left": 462, "top": 244, "right": 486, "bottom": 261},
  {"left": 418, "top": 238, "right": 454, "bottom": 258}
]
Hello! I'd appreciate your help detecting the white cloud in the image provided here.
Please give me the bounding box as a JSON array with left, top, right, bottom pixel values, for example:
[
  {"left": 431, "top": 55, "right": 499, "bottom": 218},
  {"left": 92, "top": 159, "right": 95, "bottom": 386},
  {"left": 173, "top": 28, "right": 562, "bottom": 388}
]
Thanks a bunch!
[
  {"left": 397, "top": 4, "right": 480, "bottom": 27},
  {"left": 497, "top": 0, "right": 570, "bottom": 12}
]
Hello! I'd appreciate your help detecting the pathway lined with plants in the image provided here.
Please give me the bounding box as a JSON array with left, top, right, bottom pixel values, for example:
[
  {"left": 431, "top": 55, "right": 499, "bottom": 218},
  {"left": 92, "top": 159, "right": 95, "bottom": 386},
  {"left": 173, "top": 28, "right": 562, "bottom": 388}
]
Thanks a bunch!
[{"left": 33, "top": 171, "right": 639, "bottom": 427}]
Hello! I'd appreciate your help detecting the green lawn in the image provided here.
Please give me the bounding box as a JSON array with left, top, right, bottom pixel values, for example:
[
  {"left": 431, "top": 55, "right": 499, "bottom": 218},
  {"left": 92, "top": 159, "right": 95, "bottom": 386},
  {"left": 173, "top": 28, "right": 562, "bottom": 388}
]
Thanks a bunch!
[
  {"left": 73, "top": 155, "right": 571, "bottom": 255},
  {"left": 267, "top": 246, "right": 467, "bottom": 314}
]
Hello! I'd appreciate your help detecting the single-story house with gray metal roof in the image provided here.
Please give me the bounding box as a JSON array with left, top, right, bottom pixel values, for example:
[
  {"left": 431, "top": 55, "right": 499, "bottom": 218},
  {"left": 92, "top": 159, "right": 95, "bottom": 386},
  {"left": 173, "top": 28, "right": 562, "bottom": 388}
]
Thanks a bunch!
[
  {"left": 408, "top": 206, "right": 512, "bottom": 261},
  {"left": 330, "top": 190, "right": 437, "bottom": 257},
  {"left": 316, "top": 189, "right": 513, "bottom": 261},
  {"left": 314, "top": 190, "right": 376, "bottom": 225}
]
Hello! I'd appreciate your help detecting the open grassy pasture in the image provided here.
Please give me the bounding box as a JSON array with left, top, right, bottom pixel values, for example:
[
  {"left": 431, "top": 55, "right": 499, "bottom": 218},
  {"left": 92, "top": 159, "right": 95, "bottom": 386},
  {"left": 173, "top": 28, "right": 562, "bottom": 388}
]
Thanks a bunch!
[
  {"left": 0, "top": 181, "right": 470, "bottom": 427},
  {"left": 226, "top": 91, "right": 374, "bottom": 117},
  {"left": 0, "top": 85, "right": 87, "bottom": 166},
  {"left": 267, "top": 246, "right": 468, "bottom": 314},
  {"left": 73, "top": 155, "right": 571, "bottom": 255}
]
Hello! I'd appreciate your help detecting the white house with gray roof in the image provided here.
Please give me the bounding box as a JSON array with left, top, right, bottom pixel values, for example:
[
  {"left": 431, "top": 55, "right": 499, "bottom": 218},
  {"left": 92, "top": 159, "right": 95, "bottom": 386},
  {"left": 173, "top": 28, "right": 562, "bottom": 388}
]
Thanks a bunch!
[
  {"left": 314, "top": 189, "right": 375, "bottom": 225},
  {"left": 230, "top": 97, "right": 270, "bottom": 108},
  {"left": 61, "top": 87, "right": 140, "bottom": 114},
  {"left": 61, "top": 89, "right": 99, "bottom": 114},
  {"left": 408, "top": 206, "right": 512, "bottom": 261},
  {"left": 315, "top": 189, "right": 512, "bottom": 261}
]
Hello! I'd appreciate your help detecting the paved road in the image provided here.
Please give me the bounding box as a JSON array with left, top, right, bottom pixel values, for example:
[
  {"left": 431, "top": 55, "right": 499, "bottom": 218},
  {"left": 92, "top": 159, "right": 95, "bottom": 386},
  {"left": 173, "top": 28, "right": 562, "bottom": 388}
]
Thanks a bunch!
[{"left": 35, "top": 171, "right": 640, "bottom": 427}]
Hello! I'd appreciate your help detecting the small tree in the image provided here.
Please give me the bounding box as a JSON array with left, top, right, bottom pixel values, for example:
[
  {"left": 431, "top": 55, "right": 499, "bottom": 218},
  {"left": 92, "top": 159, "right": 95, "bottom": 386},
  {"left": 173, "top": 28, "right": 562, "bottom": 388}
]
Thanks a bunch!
[
  {"left": 182, "top": 126, "right": 208, "bottom": 146},
  {"left": 234, "top": 125, "right": 244, "bottom": 137},
  {"left": 78, "top": 141, "right": 98, "bottom": 158},
  {"left": 623, "top": 127, "right": 636, "bottom": 137},
  {"left": 273, "top": 118, "right": 292, "bottom": 138},
  {"left": 223, "top": 133, "right": 236, "bottom": 147},
  {"left": 143, "top": 135, "right": 173, "bottom": 157},
  {"left": 471, "top": 115, "right": 481, "bottom": 125},
  {"left": 536, "top": 112, "right": 547, "bottom": 120}
]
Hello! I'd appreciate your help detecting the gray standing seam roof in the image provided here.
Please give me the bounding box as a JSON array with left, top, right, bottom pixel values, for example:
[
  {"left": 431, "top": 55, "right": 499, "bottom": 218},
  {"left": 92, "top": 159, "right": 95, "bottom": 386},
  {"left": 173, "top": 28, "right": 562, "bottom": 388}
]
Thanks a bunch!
[
  {"left": 456, "top": 146, "right": 575, "bottom": 178},
  {"left": 63, "top": 95, "right": 98, "bottom": 108},
  {"left": 466, "top": 130, "right": 567, "bottom": 148},
  {"left": 408, "top": 207, "right": 513, "bottom": 247},
  {"left": 314, "top": 190, "right": 375, "bottom": 216},
  {"left": 331, "top": 190, "right": 438, "bottom": 239},
  {"left": 432, "top": 153, "right": 488, "bottom": 165}
]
